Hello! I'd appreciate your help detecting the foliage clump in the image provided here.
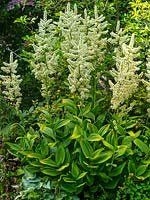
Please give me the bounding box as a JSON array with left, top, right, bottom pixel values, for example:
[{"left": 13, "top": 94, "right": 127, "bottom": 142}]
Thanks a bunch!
[{"left": 2, "top": 1, "right": 150, "bottom": 200}]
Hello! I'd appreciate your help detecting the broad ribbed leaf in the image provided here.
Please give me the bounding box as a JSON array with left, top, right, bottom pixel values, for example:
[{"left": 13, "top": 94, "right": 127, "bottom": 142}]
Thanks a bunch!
[
  {"left": 88, "top": 133, "right": 103, "bottom": 141},
  {"left": 61, "top": 182, "right": 76, "bottom": 193},
  {"left": 71, "top": 162, "right": 80, "bottom": 178},
  {"left": 63, "top": 177, "right": 76, "bottom": 183},
  {"left": 90, "top": 148, "right": 104, "bottom": 161},
  {"left": 128, "top": 160, "right": 136, "bottom": 174},
  {"left": 122, "top": 136, "right": 133, "bottom": 147},
  {"left": 19, "top": 151, "right": 42, "bottom": 159},
  {"left": 41, "top": 127, "right": 55, "bottom": 140},
  {"left": 61, "top": 99, "right": 77, "bottom": 115},
  {"left": 27, "top": 152, "right": 42, "bottom": 159},
  {"left": 99, "top": 172, "right": 112, "bottom": 181},
  {"left": 30, "top": 161, "right": 42, "bottom": 167},
  {"left": 41, "top": 168, "right": 60, "bottom": 176},
  {"left": 116, "top": 145, "right": 128, "bottom": 157},
  {"left": 109, "top": 162, "right": 126, "bottom": 177},
  {"left": 93, "top": 150, "right": 113, "bottom": 164},
  {"left": 142, "top": 170, "right": 150, "bottom": 179},
  {"left": 81, "top": 103, "right": 91, "bottom": 116},
  {"left": 70, "top": 125, "right": 82, "bottom": 139},
  {"left": 54, "top": 119, "right": 71, "bottom": 130},
  {"left": 98, "top": 124, "right": 110, "bottom": 136},
  {"left": 80, "top": 139, "right": 93, "bottom": 158},
  {"left": 55, "top": 145, "right": 65, "bottom": 166},
  {"left": 40, "top": 157, "right": 58, "bottom": 167},
  {"left": 6, "top": 142, "right": 22, "bottom": 151},
  {"left": 102, "top": 140, "right": 114, "bottom": 149},
  {"left": 136, "top": 165, "right": 148, "bottom": 176},
  {"left": 134, "top": 138, "right": 149, "bottom": 155},
  {"left": 57, "top": 163, "right": 69, "bottom": 171},
  {"left": 77, "top": 172, "right": 87, "bottom": 180}
]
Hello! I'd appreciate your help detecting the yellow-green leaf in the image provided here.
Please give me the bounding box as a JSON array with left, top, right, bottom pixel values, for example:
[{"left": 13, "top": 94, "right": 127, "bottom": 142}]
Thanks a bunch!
[
  {"left": 134, "top": 138, "right": 149, "bottom": 155},
  {"left": 40, "top": 157, "right": 58, "bottom": 167},
  {"left": 70, "top": 125, "right": 81, "bottom": 139},
  {"left": 55, "top": 145, "right": 65, "bottom": 166},
  {"left": 41, "top": 168, "right": 60, "bottom": 176},
  {"left": 136, "top": 165, "right": 148, "bottom": 176},
  {"left": 57, "top": 163, "right": 69, "bottom": 171},
  {"left": 88, "top": 133, "right": 103, "bottom": 141}
]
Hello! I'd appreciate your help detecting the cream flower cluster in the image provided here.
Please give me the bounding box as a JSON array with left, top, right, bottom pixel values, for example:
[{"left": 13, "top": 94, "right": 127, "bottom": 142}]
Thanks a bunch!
[
  {"left": 58, "top": 3, "right": 107, "bottom": 101},
  {"left": 31, "top": 10, "right": 58, "bottom": 97},
  {"left": 109, "top": 21, "right": 129, "bottom": 47},
  {"left": 109, "top": 33, "right": 141, "bottom": 110},
  {"left": 143, "top": 53, "right": 150, "bottom": 103},
  {"left": 0, "top": 52, "right": 22, "bottom": 108}
]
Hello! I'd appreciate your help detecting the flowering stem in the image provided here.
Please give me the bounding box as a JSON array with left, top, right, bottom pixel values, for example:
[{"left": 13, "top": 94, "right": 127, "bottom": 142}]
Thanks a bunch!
[
  {"left": 45, "top": 78, "right": 51, "bottom": 113},
  {"left": 92, "top": 72, "right": 97, "bottom": 108}
]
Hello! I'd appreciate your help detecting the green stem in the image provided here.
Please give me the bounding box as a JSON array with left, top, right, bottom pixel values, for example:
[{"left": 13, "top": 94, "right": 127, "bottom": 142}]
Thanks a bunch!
[
  {"left": 45, "top": 77, "right": 51, "bottom": 113},
  {"left": 92, "top": 72, "right": 97, "bottom": 108}
]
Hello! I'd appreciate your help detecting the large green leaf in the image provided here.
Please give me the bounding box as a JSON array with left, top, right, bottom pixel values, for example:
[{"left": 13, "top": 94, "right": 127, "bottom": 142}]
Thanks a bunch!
[
  {"left": 55, "top": 145, "right": 65, "bottom": 166},
  {"left": 98, "top": 124, "right": 110, "bottom": 136},
  {"left": 63, "top": 177, "right": 76, "bottom": 183},
  {"left": 93, "top": 150, "right": 113, "bottom": 164},
  {"left": 30, "top": 161, "right": 43, "bottom": 167},
  {"left": 19, "top": 151, "right": 42, "bottom": 159},
  {"left": 142, "top": 170, "right": 150, "bottom": 179},
  {"left": 102, "top": 140, "right": 114, "bottom": 150},
  {"left": 41, "top": 167, "right": 60, "bottom": 176},
  {"left": 26, "top": 152, "right": 43, "bottom": 159},
  {"left": 136, "top": 164, "right": 148, "bottom": 176},
  {"left": 99, "top": 172, "right": 112, "bottom": 181},
  {"left": 54, "top": 119, "right": 71, "bottom": 130},
  {"left": 77, "top": 172, "right": 87, "bottom": 180},
  {"left": 40, "top": 138, "right": 49, "bottom": 156},
  {"left": 128, "top": 160, "right": 136, "bottom": 174},
  {"left": 70, "top": 125, "right": 82, "bottom": 139},
  {"left": 41, "top": 127, "right": 56, "bottom": 140},
  {"left": 61, "top": 182, "right": 76, "bottom": 193},
  {"left": 80, "top": 139, "right": 93, "bottom": 158},
  {"left": 61, "top": 99, "right": 78, "bottom": 115},
  {"left": 95, "top": 113, "right": 106, "bottom": 129},
  {"left": 83, "top": 112, "right": 95, "bottom": 120},
  {"left": 87, "top": 123, "right": 98, "bottom": 134},
  {"left": 90, "top": 148, "right": 104, "bottom": 161},
  {"left": 80, "top": 103, "right": 91, "bottom": 116},
  {"left": 71, "top": 162, "right": 80, "bottom": 179},
  {"left": 42, "top": 110, "right": 52, "bottom": 123},
  {"left": 88, "top": 133, "right": 103, "bottom": 141},
  {"left": 115, "top": 145, "right": 128, "bottom": 157},
  {"left": 109, "top": 162, "right": 126, "bottom": 177},
  {"left": 122, "top": 136, "right": 133, "bottom": 147},
  {"left": 57, "top": 163, "right": 69, "bottom": 171},
  {"left": 134, "top": 138, "right": 149, "bottom": 155},
  {"left": 6, "top": 142, "right": 22, "bottom": 151},
  {"left": 40, "top": 157, "right": 58, "bottom": 167}
]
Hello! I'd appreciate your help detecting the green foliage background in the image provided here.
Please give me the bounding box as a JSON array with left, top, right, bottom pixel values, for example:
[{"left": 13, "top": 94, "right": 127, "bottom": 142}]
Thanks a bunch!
[{"left": 1, "top": 0, "right": 150, "bottom": 199}]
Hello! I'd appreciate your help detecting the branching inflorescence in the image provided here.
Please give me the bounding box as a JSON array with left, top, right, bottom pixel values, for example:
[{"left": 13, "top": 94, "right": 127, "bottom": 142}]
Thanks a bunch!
[
  {"left": 31, "top": 10, "right": 59, "bottom": 98},
  {"left": 143, "top": 53, "right": 150, "bottom": 103},
  {"left": 0, "top": 52, "right": 22, "bottom": 109},
  {"left": 109, "top": 22, "right": 142, "bottom": 110},
  {"left": 58, "top": 3, "right": 107, "bottom": 101}
]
